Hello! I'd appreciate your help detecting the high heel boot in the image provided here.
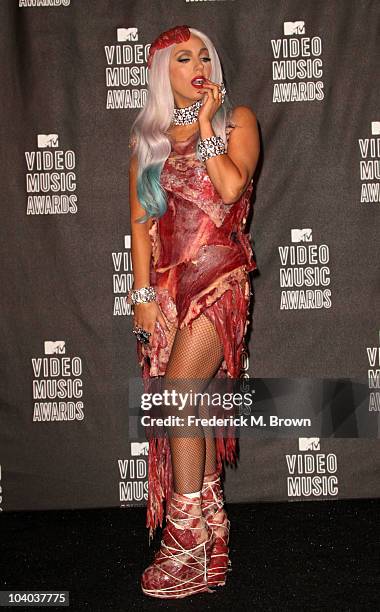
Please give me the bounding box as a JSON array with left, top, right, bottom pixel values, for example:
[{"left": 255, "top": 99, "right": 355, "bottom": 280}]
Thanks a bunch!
[
  {"left": 141, "top": 491, "right": 215, "bottom": 599},
  {"left": 201, "top": 471, "right": 231, "bottom": 587}
]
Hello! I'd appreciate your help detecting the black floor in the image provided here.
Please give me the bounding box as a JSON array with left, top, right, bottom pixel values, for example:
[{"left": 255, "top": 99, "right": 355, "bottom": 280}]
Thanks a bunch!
[{"left": 2, "top": 499, "right": 380, "bottom": 611}]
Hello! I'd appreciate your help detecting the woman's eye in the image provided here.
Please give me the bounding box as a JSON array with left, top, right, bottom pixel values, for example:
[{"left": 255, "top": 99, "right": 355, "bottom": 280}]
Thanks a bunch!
[{"left": 177, "top": 57, "right": 211, "bottom": 63}]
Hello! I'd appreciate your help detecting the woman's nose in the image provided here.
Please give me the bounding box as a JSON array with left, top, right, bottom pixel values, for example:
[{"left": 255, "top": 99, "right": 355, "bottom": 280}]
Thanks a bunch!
[{"left": 193, "top": 58, "right": 204, "bottom": 73}]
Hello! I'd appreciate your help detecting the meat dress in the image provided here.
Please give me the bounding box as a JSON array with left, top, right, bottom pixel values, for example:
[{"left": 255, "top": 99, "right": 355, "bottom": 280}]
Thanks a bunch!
[{"left": 134, "top": 114, "right": 257, "bottom": 538}]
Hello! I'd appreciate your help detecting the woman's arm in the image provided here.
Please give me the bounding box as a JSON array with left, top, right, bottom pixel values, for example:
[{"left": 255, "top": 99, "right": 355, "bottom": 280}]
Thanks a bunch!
[
  {"left": 199, "top": 105, "right": 260, "bottom": 205},
  {"left": 128, "top": 155, "right": 170, "bottom": 334},
  {"left": 129, "top": 155, "right": 153, "bottom": 289}
]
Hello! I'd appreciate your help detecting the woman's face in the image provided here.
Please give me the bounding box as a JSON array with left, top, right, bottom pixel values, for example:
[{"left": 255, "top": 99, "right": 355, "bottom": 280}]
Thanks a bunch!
[{"left": 169, "top": 34, "right": 212, "bottom": 107}]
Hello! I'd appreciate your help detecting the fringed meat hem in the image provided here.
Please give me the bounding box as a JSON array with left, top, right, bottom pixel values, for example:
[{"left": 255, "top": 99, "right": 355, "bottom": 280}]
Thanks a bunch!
[{"left": 136, "top": 268, "right": 253, "bottom": 541}]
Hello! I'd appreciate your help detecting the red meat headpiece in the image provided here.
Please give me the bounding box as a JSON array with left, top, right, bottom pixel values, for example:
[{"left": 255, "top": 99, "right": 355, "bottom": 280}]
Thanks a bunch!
[{"left": 147, "top": 25, "right": 191, "bottom": 69}]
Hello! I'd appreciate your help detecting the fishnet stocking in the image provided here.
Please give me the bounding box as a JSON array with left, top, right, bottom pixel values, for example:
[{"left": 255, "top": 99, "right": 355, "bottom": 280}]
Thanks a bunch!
[
  {"left": 160, "top": 313, "right": 224, "bottom": 494},
  {"left": 199, "top": 395, "right": 217, "bottom": 477}
]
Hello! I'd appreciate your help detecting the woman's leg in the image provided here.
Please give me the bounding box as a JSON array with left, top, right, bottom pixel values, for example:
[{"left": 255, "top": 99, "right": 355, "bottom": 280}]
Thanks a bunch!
[
  {"left": 200, "top": 402, "right": 217, "bottom": 475},
  {"left": 161, "top": 312, "right": 224, "bottom": 494},
  {"left": 141, "top": 313, "right": 226, "bottom": 598}
]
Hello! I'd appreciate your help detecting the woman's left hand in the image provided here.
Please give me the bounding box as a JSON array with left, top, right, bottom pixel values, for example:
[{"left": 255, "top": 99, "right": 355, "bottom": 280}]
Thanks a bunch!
[{"left": 197, "top": 78, "right": 224, "bottom": 125}]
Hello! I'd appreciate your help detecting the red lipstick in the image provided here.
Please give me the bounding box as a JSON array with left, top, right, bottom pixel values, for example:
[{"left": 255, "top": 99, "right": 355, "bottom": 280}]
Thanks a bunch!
[{"left": 191, "top": 75, "right": 205, "bottom": 88}]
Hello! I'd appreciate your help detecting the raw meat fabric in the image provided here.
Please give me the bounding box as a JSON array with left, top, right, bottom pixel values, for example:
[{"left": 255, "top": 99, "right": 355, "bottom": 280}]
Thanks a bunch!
[{"left": 135, "top": 111, "right": 257, "bottom": 540}]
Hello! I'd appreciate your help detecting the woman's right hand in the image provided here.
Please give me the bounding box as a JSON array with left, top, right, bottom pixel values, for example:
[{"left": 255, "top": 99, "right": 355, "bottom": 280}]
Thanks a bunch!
[{"left": 133, "top": 300, "right": 170, "bottom": 341}]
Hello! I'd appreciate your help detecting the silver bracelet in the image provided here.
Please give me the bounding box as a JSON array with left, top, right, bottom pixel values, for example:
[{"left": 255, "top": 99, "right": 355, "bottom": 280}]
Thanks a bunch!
[
  {"left": 127, "top": 285, "right": 156, "bottom": 305},
  {"left": 197, "top": 135, "right": 226, "bottom": 162}
]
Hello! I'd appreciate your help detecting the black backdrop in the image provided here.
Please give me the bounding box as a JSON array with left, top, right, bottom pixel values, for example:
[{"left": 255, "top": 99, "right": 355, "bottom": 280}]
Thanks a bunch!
[{"left": 1, "top": 0, "right": 379, "bottom": 512}]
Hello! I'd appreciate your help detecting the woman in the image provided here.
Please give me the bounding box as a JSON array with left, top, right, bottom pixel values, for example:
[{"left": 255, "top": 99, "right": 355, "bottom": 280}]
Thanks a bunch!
[{"left": 127, "top": 25, "right": 260, "bottom": 599}]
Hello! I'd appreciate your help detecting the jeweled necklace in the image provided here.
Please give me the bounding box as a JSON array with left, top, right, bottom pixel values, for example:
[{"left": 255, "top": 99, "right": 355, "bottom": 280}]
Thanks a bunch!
[{"left": 172, "top": 99, "right": 202, "bottom": 125}]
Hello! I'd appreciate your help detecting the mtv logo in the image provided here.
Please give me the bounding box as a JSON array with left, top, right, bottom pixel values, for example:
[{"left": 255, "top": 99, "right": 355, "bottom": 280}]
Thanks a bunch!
[
  {"left": 124, "top": 235, "right": 131, "bottom": 249},
  {"left": 284, "top": 21, "right": 305, "bottom": 36},
  {"left": 37, "top": 134, "right": 59, "bottom": 148},
  {"left": 117, "top": 27, "right": 138, "bottom": 42},
  {"left": 131, "top": 442, "right": 149, "bottom": 456},
  {"left": 371, "top": 121, "right": 380, "bottom": 135},
  {"left": 298, "top": 437, "right": 320, "bottom": 451},
  {"left": 44, "top": 341, "right": 66, "bottom": 354},
  {"left": 291, "top": 228, "right": 312, "bottom": 243}
]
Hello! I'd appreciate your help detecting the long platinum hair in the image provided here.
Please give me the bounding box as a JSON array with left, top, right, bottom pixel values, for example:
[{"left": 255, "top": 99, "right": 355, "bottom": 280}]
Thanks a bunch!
[{"left": 129, "top": 27, "right": 234, "bottom": 223}]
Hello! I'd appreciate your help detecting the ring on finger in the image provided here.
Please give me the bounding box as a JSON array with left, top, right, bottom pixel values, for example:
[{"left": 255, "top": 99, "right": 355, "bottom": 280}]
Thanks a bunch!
[
  {"left": 220, "top": 83, "right": 226, "bottom": 104},
  {"left": 132, "top": 325, "right": 151, "bottom": 345}
]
